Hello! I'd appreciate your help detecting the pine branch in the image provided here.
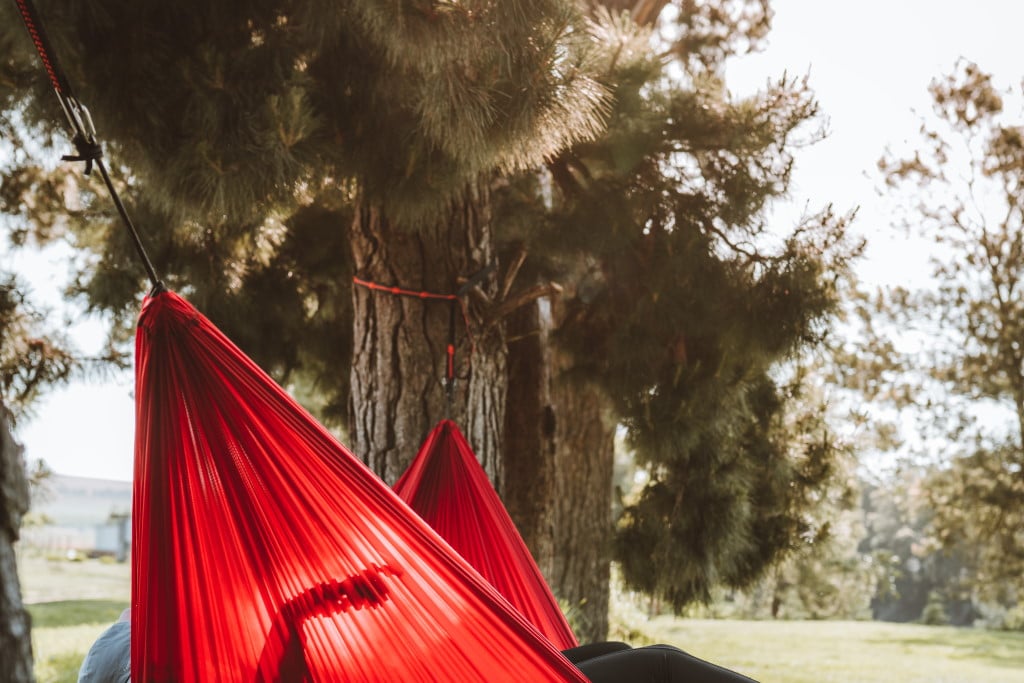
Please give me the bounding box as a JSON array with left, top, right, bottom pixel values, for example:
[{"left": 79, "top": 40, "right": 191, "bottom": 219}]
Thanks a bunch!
[{"left": 486, "top": 281, "right": 562, "bottom": 327}]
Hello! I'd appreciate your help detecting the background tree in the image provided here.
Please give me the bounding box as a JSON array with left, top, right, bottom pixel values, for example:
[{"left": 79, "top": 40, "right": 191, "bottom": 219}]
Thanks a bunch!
[
  {"left": 877, "top": 59, "right": 1024, "bottom": 614},
  {"left": 0, "top": 402, "right": 34, "bottom": 683},
  {"left": 0, "top": 261, "right": 79, "bottom": 683},
  {"left": 732, "top": 351, "right": 872, "bottom": 622},
  {"left": 0, "top": 279, "right": 76, "bottom": 420},
  {"left": 500, "top": 0, "right": 783, "bottom": 637},
  {"left": 2, "top": 0, "right": 860, "bottom": 641},
  {"left": 521, "top": 4, "right": 859, "bottom": 617},
  {"left": 857, "top": 468, "right": 978, "bottom": 626},
  {"left": 1, "top": 0, "right": 609, "bottom": 478},
  {"left": 0, "top": 153, "right": 74, "bottom": 681}
]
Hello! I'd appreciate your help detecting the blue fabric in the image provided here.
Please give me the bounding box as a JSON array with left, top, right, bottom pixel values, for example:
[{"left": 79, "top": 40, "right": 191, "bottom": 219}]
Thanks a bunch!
[{"left": 78, "top": 621, "right": 130, "bottom": 683}]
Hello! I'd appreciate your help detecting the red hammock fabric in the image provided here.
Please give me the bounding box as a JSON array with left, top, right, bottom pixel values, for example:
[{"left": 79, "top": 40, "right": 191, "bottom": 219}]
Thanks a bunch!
[
  {"left": 131, "top": 291, "right": 587, "bottom": 682},
  {"left": 394, "top": 420, "right": 578, "bottom": 650}
]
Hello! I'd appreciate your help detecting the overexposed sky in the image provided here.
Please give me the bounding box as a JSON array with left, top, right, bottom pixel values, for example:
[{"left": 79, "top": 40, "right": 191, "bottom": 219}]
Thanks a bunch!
[
  {"left": 727, "top": 0, "right": 1024, "bottom": 284},
  {"left": 7, "top": 242, "right": 136, "bottom": 481},
  {"left": 6, "top": 0, "right": 1024, "bottom": 481}
]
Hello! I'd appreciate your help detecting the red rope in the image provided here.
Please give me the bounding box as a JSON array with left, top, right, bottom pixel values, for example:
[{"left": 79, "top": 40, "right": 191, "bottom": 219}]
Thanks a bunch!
[
  {"left": 352, "top": 276, "right": 476, "bottom": 383},
  {"left": 352, "top": 276, "right": 458, "bottom": 301},
  {"left": 15, "top": 0, "right": 65, "bottom": 94}
]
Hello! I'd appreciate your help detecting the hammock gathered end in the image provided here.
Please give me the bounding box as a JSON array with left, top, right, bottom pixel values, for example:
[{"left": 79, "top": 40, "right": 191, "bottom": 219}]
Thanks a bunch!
[
  {"left": 395, "top": 420, "right": 579, "bottom": 650},
  {"left": 132, "top": 290, "right": 587, "bottom": 682}
]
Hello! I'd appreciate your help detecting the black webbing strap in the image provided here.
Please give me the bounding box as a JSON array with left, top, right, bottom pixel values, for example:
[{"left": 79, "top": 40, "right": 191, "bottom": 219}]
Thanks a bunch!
[
  {"left": 446, "top": 262, "right": 495, "bottom": 416},
  {"left": 14, "top": 0, "right": 164, "bottom": 293}
]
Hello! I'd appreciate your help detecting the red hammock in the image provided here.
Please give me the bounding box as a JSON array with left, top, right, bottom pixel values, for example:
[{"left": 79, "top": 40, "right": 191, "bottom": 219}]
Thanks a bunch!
[
  {"left": 131, "top": 291, "right": 587, "bottom": 682},
  {"left": 394, "top": 420, "right": 578, "bottom": 650}
]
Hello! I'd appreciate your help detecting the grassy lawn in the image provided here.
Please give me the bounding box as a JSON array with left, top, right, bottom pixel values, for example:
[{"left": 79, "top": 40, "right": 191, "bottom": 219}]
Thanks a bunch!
[
  {"left": 20, "top": 555, "right": 130, "bottom": 683},
  {"left": 31, "top": 608, "right": 127, "bottom": 683},
  {"left": 18, "top": 554, "right": 131, "bottom": 604},
  {"left": 640, "top": 616, "right": 1024, "bottom": 683},
  {"left": 19, "top": 554, "right": 1024, "bottom": 682}
]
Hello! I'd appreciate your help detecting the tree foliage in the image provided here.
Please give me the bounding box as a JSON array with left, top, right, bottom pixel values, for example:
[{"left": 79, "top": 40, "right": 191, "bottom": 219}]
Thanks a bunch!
[
  {"left": 0, "top": 276, "right": 76, "bottom": 423},
  {"left": 875, "top": 59, "right": 1024, "bottom": 609},
  {"left": 1, "top": 0, "right": 862, "bottom": 615},
  {"left": 0, "top": 0, "right": 610, "bottom": 426},
  {"left": 502, "top": 6, "right": 861, "bottom": 608}
]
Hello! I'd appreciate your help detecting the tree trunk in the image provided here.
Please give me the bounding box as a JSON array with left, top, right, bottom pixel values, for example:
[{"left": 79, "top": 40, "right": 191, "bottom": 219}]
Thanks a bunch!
[
  {"left": 502, "top": 300, "right": 557, "bottom": 578},
  {"left": 349, "top": 182, "right": 506, "bottom": 485},
  {"left": 502, "top": 291, "right": 617, "bottom": 643},
  {"left": 1, "top": 406, "right": 34, "bottom": 683},
  {"left": 550, "top": 371, "right": 616, "bottom": 643}
]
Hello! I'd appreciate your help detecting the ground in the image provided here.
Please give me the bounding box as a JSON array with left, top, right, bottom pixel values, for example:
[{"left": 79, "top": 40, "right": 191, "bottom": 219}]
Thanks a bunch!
[{"left": 20, "top": 553, "right": 1024, "bottom": 683}]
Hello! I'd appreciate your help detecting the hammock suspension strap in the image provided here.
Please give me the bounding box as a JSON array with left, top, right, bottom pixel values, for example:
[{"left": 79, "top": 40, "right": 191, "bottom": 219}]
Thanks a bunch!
[
  {"left": 14, "top": 0, "right": 164, "bottom": 293},
  {"left": 353, "top": 263, "right": 494, "bottom": 417}
]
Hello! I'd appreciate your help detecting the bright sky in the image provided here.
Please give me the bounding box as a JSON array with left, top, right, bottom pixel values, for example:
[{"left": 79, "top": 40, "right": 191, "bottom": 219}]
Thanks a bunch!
[{"left": 4, "top": 0, "right": 1024, "bottom": 482}]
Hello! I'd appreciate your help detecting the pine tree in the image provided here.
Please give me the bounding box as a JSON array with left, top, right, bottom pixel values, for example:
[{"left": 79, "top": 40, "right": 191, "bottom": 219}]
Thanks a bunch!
[
  {"left": 0, "top": 278, "right": 77, "bottom": 421},
  {"left": 1, "top": 0, "right": 608, "bottom": 476},
  {"left": 2, "top": 0, "right": 859, "bottom": 635},
  {"left": 500, "top": 4, "right": 860, "bottom": 612},
  {"left": 501, "top": 0, "right": 786, "bottom": 635}
]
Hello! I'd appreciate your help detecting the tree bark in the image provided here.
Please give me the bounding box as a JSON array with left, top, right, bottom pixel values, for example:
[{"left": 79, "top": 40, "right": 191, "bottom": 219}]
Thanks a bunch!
[
  {"left": 502, "top": 301, "right": 557, "bottom": 578},
  {"left": 349, "top": 182, "right": 506, "bottom": 485},
  {"left": 1, "top": 406, "right": 34, "bottom": 683},
  {"left": 550, "top": 370, "right": 616, "bottom": 643},
  {"left": 502, "top": 291, "right": 617, "bottom": 643}
]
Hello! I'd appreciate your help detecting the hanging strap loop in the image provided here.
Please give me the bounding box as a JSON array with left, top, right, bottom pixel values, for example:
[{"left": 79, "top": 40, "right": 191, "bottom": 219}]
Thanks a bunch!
[
  {"left": 353, "top": 263, "right": 495, "bottom": 418},
  {"left": 61, "top": 133, "right": 103, "bottom": 175}
]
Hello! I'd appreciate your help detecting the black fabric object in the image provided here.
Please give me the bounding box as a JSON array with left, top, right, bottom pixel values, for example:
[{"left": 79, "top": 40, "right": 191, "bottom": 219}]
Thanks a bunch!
[
  {"left": 562, "top": 641, "right": 633, "bottom": 665},
  {"left": 574, "top": 644, "right": 759, "bottom": 683}
]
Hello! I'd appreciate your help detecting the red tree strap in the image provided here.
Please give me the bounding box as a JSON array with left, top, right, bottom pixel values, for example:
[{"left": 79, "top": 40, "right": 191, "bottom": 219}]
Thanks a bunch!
[
  {"left": 352, "top": 276, "right": 458, "bottom": 301},
  {"left": 352, "top": 275, "right": 476, "bottom": 384}
]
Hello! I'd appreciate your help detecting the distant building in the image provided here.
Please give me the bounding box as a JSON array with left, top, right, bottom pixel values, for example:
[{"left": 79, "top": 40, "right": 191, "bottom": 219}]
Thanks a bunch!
[{"left": 20, "top": 474, "right": 132, "bottom": 560}]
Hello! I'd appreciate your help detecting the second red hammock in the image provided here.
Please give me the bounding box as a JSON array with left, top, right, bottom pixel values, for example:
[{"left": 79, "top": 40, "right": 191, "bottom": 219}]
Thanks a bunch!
[{"left": 394, "top": 419, "right": 578, "bottom": 650}]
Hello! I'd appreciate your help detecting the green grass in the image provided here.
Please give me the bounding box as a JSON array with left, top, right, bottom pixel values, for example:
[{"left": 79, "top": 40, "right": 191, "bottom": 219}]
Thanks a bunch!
[
  {"left": 30, "top": 599, "right": 128, "bottom": 628},
  {"left": 19, "top": 554, "right": 130, "bottom": 683},
  {"left": 31, "top": 616, "right": 126, "bottom": 683},
  {"left": 18, "top": 555, "right": 130, "bottom": 604},
  {"left": 640, "top": 617, "right": 1024, "bottom": 683},
  {"left": 18, "top": 555, "right": 1024, "bottom": 682}
]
